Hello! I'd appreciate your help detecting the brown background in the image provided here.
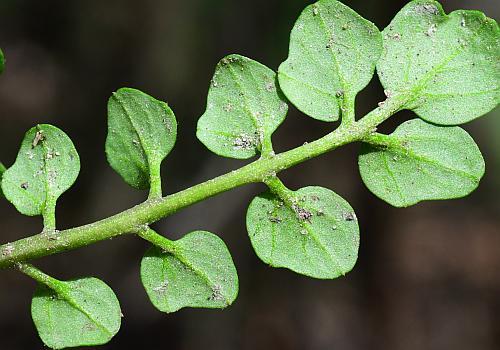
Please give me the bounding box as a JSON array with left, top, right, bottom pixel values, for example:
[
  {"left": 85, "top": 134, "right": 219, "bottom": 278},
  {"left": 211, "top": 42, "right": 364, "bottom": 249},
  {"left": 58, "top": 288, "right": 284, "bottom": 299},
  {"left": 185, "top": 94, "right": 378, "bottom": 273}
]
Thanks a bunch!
[{"left": 0, "top": 1, "right": 499, "bottom": 349}]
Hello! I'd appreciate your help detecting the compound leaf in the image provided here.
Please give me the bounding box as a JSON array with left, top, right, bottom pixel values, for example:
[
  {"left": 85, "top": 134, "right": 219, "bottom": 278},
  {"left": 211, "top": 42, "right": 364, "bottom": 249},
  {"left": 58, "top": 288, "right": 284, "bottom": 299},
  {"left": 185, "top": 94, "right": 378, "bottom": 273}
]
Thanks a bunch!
[
  {"left": 141, "top": 231, "right": 238, "bottom": 313},
  {"left": 106, "top": 88, "right": 177, "bottom": 193},
  {"left": 247, "top": 186, "right": 359, "bottom": 279},
  {"left": 278, "top": 0, "right": 382, "bottom": 121},
  {"left": 197, "top": 54, "right": 288, "bottom": 159},
  {"left": 1, "top": 124, "right": 80, "bottom": 218},
  {"left": 359, "top": 119, "right": 485, "bottom": 207},
  {"left": 32, "top": 277, "right": 121, "bottom": 350},
  {"left": 378, "top": 0, "right": 500, "bottom": 125}
]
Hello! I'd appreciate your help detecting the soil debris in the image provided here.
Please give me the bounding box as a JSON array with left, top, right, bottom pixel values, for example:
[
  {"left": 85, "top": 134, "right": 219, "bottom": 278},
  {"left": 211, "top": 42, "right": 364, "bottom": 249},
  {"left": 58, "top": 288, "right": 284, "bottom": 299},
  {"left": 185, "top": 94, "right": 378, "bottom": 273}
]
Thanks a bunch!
[
  {"left": 233, "top": 134, "right": 255, "bottom": 150},
  {"left": 415, "top": 4, "right": 438, "bottom": 15},
  {"left": 32, "top": 130, "right": 45, "bottom": 148},
  {"left": 209, "top": 284, "right": 224, "bottom": 302},
  {"left": 293, "top": 205, "right": 313, "bottom": 222},
  {"left": 343, "top": 212, "right": 357, "bottom": 222}
]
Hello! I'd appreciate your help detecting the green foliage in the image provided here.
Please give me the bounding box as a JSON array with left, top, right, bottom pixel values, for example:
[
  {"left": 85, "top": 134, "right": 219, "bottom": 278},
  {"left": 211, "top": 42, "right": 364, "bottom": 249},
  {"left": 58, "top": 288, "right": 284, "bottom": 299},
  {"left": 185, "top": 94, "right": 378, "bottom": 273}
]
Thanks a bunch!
[
  {"left": 141, "top": 230, "right": 238, "bottom": 313},
  {"left": 378, "top": 0, "right": 500, "bottom": 125},
  {"left": 0, "top": 48, "right": 4, "bottom": 74},
  {"left": 1, "top": 124, "right": 80, "bottom": 228},
  {"left": 0, "top": 0, "right": 499, "bottom": 349},
  {"left": 247, "top": 186, "right": 359, "bottom": 278},
  {"left": 0, "top": 162, "right": 5, "bottom": 198},
  {"left": 278, "top": 0, "right": 382, "bottom": 122},
  {"left": 32, "top": 277, "right": 121, "bottom": 349},
  {"left": 106, "top": 88, "right": 177, "bottom": 197},
  {"left": 359, "top": 119, "right": 485, "bottom": 207},
  {"left": 197, "top": 54, "right": 288, "bottom": 158}
]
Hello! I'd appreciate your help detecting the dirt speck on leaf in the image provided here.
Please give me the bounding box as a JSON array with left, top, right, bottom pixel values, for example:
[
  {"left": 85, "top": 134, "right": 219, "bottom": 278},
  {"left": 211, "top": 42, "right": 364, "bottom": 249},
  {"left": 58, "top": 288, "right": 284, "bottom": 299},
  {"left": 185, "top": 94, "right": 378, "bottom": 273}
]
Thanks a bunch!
[
  {"left": 233, "top": 134, "right": 256, "bottom": 150},
  {"left": 343, "top": 212, "right": 357, "bottom": 222},
  {"left": 312, "top": 5, "right": 319, "bottom": 16},
  {"left": 415, "top": 4, "right": 438, "bottom": 15},
  {"left": 425, "top": 23, "right": 437, "bottom": 36},
  {"left": 265, "top": 81, "right": 275, "bottom": 92},
  {"left": 268, "top": 215, "right": 282, "bottom": 223},
  {"left": 153, "top": 280, "right": 169, "bottom": 294},
  {"left": 209, "top": 284, "right": 225, "bottom": 302},
  {"left": 82, "top": 323, "right": 96, "bottom": 332},
  {"left": 32, "top": 130, "right": 45, "bottom": 148},
  {"left": 293, "top": 205, "right": 313, "bottom": 222}
]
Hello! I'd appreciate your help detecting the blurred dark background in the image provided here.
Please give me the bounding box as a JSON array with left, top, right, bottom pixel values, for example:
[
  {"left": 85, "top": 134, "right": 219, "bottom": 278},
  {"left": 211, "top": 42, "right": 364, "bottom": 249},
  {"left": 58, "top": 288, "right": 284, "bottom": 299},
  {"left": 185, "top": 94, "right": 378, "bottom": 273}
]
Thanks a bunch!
[{"left": 0, "top": 1, "right": 499, "bottom": 349}]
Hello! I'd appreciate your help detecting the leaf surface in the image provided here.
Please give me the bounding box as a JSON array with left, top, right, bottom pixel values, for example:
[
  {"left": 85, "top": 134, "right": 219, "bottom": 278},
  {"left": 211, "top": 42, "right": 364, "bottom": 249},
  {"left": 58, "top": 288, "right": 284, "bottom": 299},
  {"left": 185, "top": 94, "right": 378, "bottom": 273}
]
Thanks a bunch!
[
  {"left": 378, "top": 0, "right": 500, "bottom": 125},
  {"left": 278, "top": 0, "right": 382, "bottom": 121},
  {"left": 197, "top": 54, "right": 288, "bottom": 158},
  {"left": 359, "top": 119, "right": 484, "bottom": 207},
  {"left": 247, "top": 186, "right": 359, "bottom": 279},
  {"left": 106, "top": 88, "right": 177, "bottom": 191},
  {"left": 32, "top": 277, "right": 121, "bottom": 350},
  {"left": 141, "top": 231, "right": 239, "bottom": 313},
  {"left": 1, "top": 125, "right": 80, "bottom": 217}
]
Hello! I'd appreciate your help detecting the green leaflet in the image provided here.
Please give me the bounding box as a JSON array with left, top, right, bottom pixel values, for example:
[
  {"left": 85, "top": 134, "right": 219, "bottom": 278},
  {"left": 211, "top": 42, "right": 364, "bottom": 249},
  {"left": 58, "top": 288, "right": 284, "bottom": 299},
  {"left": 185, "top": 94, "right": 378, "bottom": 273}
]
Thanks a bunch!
[
  {"left": 197, "top": 54, "right": 288, "bottom": 159},
  {"left": 0, "top": 48, "right": 5, "bottom": 74},
  {"left": 1, "top": 125, "right": 80, "bottom": 228},
  {"left": 141, "top": 230, "right": 238, "bottom": 313},
  {"left": 247, "top": 186, "right": 359, "bottom": 279},
  {"left": 31, "top": 277, "right": 122, "bottom": 349},
  {"left": 105, "top": 88, "right": 177, "bottom": 197},
  {"left": 359, "top": 119, "right": 485, "bottom": 207},
  {"left": 278, "top": 0, "right": 382, "bottom": 122},
  {"left": 378, "top": 0, "right": 500, "bottom": 125},
  {"left": 0, "top": 162, "right": 6, "bottom": 198}
]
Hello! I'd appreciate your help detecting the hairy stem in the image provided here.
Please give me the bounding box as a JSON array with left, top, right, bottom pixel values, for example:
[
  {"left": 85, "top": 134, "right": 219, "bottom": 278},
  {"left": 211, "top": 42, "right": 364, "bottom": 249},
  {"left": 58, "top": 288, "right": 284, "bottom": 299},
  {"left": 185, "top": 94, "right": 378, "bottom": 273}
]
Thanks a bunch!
[
  {"left": 263, "top": 176, "right": 293, "bottom": 200},
  {"left": 340, "top": 92, "right": 356, "bottom": 126},
  {"left": 42, "top": 202, "right": 57, "bottom": 231},
  {"left": 17, "top": 263, "right": 66, "bottom": 294},
  {"left": 137, "top": 226, "right": 176, "bottom": 253},
  {"left": 148, "top": 159, "right": 163, "bottom": 199},
  {"left": 0, "top": 93, "right": 407, "bottom": 269}
]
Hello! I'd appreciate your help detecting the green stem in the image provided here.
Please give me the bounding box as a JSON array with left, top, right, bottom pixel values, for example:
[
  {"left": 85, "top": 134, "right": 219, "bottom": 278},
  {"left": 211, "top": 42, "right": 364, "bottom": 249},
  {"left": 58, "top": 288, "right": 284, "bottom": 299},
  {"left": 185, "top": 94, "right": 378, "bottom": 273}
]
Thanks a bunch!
[
  {"left": 260, "top": 135, "right": 275, "bottom": 158},
  {"left": 148, "top": 159, "right": 163, "bottom": 199},
  {"left": 0, "top": 93, "right": 408, "bottom": 269},
  {"left": 42, "top": 202, "right": 57, "bottom": 231},
  {"left": 340, "top": 92, "right": 356, "bottom": 126},
  {"left": 137, "top": 226, "right": 176, "bottom": 253},
  {"left": 362, "top": 132, "right": 401, "bottom": 148},
  {"left": 263, "top": 176, "right": 294, "bottom": 201},
  {"left": 17, "top": 262, "right": 66, "bottom": 294}
]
